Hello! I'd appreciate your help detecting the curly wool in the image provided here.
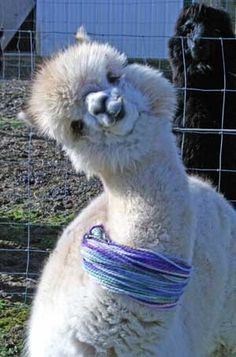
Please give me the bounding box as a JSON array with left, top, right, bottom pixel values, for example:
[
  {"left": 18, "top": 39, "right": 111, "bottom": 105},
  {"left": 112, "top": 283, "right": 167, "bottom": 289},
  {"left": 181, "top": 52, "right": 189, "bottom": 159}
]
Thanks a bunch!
[{"left": 168, "top": 3, "right": 236, "bottom": 203}]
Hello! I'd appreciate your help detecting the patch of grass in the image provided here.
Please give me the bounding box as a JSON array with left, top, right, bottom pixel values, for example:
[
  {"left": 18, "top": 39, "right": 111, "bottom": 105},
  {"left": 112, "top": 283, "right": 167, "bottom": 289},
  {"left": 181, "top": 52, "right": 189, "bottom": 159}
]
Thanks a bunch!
[
  {"left": 47, "top": 212, "right": 76, "bottom": 226},
  {"left": 0, "top": 205, "right": 76, "bottom": 226},
  {"left": 0, "top": 300, "right": 30, "bottom": 357},
  {"left": 0, "top": 206, "right": 41, "bottom": 223},
  {"left": 0, "top": 117, "right": 24, "bottom": 129}
]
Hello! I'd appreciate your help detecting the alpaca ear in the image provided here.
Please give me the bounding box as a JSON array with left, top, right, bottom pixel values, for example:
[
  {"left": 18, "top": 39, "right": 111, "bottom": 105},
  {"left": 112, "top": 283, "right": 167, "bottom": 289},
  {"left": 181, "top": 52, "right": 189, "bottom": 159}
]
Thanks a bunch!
[{"left": 75, "top": 26, "right": 91, "bottom": 44}]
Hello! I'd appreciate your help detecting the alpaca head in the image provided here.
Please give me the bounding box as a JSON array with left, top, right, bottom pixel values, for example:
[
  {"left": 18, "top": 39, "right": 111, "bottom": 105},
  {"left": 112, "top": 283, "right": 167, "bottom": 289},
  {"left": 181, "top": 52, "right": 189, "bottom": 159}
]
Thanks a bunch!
[
  {"left": 169, "top": 3, "right": 234, "bottom": 64},
  {"left": 23, "top": 29, "right": 175, "bottom": 175}
]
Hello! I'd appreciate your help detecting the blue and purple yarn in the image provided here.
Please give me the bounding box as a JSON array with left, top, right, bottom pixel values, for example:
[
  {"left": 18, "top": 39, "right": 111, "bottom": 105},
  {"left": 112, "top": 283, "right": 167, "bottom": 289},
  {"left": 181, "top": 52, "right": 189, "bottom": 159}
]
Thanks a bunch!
[{"left": 81, "top": 225, "right": 192, "bottom": 309}]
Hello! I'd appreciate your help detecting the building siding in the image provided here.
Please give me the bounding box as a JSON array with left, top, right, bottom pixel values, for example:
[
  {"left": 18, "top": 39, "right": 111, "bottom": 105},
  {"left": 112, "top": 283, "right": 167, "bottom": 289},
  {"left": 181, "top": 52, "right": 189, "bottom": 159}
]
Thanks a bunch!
[{"left": 36, "top": 0, "right": 184, "bottom": 58}]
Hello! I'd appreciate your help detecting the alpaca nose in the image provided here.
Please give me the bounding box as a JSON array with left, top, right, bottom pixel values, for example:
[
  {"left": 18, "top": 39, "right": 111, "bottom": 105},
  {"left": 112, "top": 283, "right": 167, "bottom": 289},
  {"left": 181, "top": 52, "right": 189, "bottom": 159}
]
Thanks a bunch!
[
  {"left": 92, "top": 93, "right": 108, "bottom": 115},
  {"left": 86, "top": 90, "right": 125, "bottom": 122}
]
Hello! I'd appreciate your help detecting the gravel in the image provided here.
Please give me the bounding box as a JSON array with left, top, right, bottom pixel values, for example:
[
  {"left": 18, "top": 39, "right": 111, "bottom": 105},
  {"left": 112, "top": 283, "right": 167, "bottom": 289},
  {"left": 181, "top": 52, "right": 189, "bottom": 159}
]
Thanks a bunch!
[{"left": 0, "top": 80, "right": 102, "bottom": 301}]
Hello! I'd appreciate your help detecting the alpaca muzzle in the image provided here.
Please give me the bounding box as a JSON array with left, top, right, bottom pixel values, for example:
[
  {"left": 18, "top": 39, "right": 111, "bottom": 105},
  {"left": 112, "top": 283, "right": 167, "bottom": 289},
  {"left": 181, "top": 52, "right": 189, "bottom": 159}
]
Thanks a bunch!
[{"left": 86, "top": 89, "right": 125, "bottom": 127}]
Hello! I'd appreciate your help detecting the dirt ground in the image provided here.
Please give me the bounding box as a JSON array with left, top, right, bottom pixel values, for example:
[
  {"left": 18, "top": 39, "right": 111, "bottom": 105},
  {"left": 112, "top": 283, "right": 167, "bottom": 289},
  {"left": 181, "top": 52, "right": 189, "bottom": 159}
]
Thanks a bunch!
[{"left": 0, "top": 80, "right": 102, "bottom": 302}]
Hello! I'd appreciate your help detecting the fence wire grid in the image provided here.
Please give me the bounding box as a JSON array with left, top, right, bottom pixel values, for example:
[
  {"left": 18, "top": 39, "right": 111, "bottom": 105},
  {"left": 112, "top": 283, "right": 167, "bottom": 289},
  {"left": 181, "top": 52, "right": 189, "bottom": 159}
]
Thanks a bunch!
[{"left": 0, "top": 0, "right": 236, "bottom": 303}]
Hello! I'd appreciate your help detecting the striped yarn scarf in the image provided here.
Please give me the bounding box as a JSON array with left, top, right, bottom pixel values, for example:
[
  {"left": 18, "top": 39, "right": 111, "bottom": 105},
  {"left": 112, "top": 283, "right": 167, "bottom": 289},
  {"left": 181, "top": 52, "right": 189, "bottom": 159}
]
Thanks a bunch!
[{"left": 81, "top": 225, "right": 192, "bottom": 309}]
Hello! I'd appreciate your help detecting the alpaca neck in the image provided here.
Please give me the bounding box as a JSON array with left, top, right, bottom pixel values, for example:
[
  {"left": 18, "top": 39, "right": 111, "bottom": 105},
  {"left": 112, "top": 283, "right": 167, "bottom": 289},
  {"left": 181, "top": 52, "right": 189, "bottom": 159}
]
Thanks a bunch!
[{"left": 101, "top": 136, "right": 194, "bottom": 263}]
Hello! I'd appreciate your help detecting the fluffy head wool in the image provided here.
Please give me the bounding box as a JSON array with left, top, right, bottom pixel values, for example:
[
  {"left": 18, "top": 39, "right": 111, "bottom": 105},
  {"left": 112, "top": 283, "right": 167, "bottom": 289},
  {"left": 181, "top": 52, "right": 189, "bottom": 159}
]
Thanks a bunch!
[{"left": 25, "top": 35, "right": 176, "bottom": 175}]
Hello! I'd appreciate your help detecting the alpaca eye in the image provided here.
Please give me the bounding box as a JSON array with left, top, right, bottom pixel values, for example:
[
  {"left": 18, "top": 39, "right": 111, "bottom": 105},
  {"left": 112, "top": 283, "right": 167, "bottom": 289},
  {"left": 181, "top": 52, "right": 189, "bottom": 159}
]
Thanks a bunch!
[
  {"left": 71, "top": 120, "right": 84, "bottom": 134},
  {"left": 107, "top": 72, "right": 120, "bottom": 84},
  {"left": 184, "top": 21, "right": 194, "bottom": 33}
]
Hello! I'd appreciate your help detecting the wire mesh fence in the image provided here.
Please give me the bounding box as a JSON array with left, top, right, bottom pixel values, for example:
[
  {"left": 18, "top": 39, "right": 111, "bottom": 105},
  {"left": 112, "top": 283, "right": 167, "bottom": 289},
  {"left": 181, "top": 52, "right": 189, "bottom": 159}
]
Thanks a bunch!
[{"left": 0, "top": 0, "right": 236, "bottom": 308}]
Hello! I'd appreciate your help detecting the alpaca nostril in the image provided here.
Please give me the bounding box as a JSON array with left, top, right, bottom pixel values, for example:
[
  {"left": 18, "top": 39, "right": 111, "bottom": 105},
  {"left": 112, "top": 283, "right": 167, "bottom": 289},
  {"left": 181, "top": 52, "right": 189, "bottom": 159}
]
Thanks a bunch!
[
  {"left": 93, "top": 94, "right": 108, "bottom": 115},
  {"left": 106, "top": 97, "right": 124, "bottom": 120}
]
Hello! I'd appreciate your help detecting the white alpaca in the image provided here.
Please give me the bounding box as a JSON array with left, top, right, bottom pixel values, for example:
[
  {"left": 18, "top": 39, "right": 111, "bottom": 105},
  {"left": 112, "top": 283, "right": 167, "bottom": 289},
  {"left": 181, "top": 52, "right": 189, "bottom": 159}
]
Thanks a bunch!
[{"left": 22, "top": 30, "right": 236, "bottom": 356}]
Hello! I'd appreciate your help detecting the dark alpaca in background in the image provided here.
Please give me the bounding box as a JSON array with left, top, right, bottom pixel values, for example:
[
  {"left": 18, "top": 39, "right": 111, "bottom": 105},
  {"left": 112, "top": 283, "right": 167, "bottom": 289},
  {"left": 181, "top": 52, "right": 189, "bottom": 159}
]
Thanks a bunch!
[
  {"left": 169, "top": 3, "right": 236, "bottom": 204},
  {"left": 0, "top": 29, "right": 3, "bottom": 73}
]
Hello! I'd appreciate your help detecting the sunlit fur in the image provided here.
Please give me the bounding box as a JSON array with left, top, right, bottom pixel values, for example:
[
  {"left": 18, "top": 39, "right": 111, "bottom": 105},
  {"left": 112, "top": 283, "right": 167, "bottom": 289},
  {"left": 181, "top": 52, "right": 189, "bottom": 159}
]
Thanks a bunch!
[
  {"left": 26, "top": 39, "right": 174, "bottom": 176},
  {"left": 23, "top": 32, "right": 236, "bottom": 356}
]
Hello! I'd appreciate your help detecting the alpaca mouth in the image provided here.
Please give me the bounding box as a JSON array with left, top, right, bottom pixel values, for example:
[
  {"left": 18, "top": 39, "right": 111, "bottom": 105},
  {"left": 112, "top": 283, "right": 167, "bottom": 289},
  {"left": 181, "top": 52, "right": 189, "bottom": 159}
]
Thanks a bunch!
[
  {"left": 191, "top": 46, "right": 209, "bottom": 61},
  {"left": 96, "top": 108, "right": 125, "bottom": 128},
  {"left": 189, "top": 39, "right": 210, "bottom": 61}
]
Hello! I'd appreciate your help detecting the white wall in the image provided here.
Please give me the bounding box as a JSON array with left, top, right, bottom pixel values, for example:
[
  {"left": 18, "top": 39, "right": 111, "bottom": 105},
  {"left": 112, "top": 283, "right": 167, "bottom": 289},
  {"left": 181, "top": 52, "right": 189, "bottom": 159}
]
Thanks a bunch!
[{"left": 36, "top": 0, "right": 183, "bottom": 58}]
